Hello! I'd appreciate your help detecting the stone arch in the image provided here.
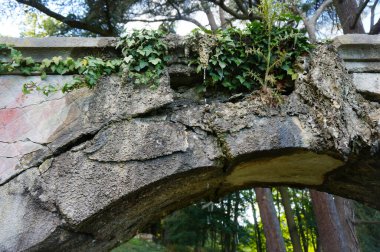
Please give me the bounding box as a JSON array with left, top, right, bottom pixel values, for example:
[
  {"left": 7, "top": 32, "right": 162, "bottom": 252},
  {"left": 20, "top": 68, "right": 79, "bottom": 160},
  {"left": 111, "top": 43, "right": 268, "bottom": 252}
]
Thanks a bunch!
[{"left": 0, "top": 37, "right": 379, "bottom": 251}]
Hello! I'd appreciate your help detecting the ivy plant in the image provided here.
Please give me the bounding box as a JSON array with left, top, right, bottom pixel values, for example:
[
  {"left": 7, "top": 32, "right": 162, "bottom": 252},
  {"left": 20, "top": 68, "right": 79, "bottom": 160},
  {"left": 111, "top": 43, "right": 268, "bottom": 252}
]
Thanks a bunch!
[
  {"left": 116, "top": 29, "right": 171, "bottom": 87},
  {"left": 0, "top": 8, "right": 311, "bottom": 98},
  {"left": 0, "top": 44, "right": 122, "bottom": 95},
  {"left": 187, "top": 0, "right": 312, "bottom": 97}
]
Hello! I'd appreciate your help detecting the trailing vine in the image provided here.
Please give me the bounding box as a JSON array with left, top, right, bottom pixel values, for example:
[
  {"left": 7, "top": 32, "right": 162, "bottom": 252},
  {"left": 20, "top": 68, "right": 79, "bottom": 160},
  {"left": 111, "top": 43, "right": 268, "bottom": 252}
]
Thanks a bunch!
[
  {"left": 0, "top": 44, "right": 122, "bottom": 95},
  {"left": 0, "top": 7, "right": 311, "bottom": 98}
]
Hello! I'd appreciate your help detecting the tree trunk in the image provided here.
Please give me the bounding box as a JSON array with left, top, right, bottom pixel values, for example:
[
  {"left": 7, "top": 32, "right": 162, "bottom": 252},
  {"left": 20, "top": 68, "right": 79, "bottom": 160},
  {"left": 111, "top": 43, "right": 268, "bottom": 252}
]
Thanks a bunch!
[
  {"left": 334, "top": 196, "right": 360, "bottom": 252},
  {"left": 310, "top": 190, "right": 347, "bottom": 252},
  {"left": 231, "top": 192, "right": 240, "bottom": 252},
  {"left": 332, "top": 0, "right": 365, "bottom": 34},
  {"left": 295, "top": 203, "right": 308, "bottom": 252},
  {"left": 225, "top": 195, "right": 232, "bottom": 252},
  {"left": 250, "top": 190, "right": 264, "bottom": 252},
  {"left": 255, "top": 188, "right": 286, "bottom": 252},
  {"left": 201, "top": 1, "right": 218, "bottom": 31},
  {"left": 279, "top": 187, "right": 303, "bottom": 252},
  {"left": 219, "top": 7, "right": 227, "bottom": 29}
]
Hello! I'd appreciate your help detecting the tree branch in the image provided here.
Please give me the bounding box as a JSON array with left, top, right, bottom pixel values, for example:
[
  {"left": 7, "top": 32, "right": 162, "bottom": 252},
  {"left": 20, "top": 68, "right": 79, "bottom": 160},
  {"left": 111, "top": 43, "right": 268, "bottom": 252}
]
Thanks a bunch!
[
  {"left": 234, "top": 0, "right": 249, "bottom": 17},
  {"left": 291, "top": 0, "right": 333, "bottom": 43},
  {"left": 168, "top": 0, "right": 181, "bottom": 17},
  {"left": 209, "top": 0, "right": 257, "bottom": 20},
  {"left": 122, "top": 17, "right": 207, "bottom": 30},
  {"left": 351, "top": 0, "right": 370, "bottom": 29},
  {"left": 15, "top": 0, "right": 113, "bottom": 36},
  {"left": 201, "top": 1, "right": 218, "bottom": 31},
  {"left": 370, "top": 0, "right": 379, "bottom": 29},
  {"left": 219, "top": 6, "right": 227, "bottom": 29},
  {"left": 310, "top": 0, "right": 333, "bottom": 26},
  {"left": 370, "top": 17, "right": 380, "bottom": 34},
  {"left": 104, "top": 0, "right": 116, "bottom": 35}
]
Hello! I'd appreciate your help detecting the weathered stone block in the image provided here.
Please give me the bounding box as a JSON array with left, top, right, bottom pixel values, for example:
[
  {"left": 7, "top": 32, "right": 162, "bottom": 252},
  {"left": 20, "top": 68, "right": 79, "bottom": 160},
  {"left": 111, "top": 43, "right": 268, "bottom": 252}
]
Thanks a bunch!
[
  {"left": 0, "top": 37, "right": 117, "bottom": 61},
  {"left": 352, "top": 73, "right": 380, "bottom": 101},
  {"left": 344, "top": 61, "right": 380, "bottom": 73}
]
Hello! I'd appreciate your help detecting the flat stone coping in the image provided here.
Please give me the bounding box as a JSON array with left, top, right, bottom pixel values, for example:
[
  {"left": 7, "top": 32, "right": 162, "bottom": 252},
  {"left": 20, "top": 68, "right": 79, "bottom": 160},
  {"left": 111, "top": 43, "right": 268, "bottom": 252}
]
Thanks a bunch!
[
  {"left": 0, "top": 37, "right": 119, "bottom": 62},
  {"left": 0, "top": 34, "right": 378, "bottom": 48},
  {"left": 334, "top": 35, "right": 380, "bottom": 72},
  {"left": 333, "top": 34, "right": 380, "bottom": 47},
  {"left": 0, "top": 37, "right": 117, "bottom": 48}
]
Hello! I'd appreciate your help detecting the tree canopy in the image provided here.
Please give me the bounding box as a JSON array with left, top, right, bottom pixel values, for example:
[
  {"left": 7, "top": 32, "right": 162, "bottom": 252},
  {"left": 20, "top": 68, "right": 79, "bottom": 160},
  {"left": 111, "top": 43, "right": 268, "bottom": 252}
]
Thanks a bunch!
[{"left": 2, "top": 0, "right": 380, "bottom": 38}]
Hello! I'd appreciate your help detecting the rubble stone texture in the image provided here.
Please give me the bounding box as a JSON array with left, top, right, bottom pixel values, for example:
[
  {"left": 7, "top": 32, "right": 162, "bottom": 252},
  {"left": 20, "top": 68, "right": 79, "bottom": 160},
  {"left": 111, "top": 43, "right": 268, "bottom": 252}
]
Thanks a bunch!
[{"left": 0, "top": 36, "right": 379, "bottom": 251}]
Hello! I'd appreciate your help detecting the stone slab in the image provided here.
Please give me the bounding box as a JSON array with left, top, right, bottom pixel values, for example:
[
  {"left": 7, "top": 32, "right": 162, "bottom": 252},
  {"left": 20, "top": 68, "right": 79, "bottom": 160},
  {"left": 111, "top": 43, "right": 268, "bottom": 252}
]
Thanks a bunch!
[
  {"left": 0, "top": 37, "right": 118, "bottom": 61},
  {"left": 352, "top": 73, "right": 380, "bottom": 101},
  {"left": 0, "top": 37, "right": 117, "bottom": 48},
  {"left": 334, "top": 34, "right": 380, "bottom": 47},
  {"left": 344, "top": 61, "right": 380, "bottom": 73},
  {"left": 334, "top": 35, "right": 380, "bottom": 73},
  {"left": 337, "top": 45, "right": 380, "bottom": 62}
]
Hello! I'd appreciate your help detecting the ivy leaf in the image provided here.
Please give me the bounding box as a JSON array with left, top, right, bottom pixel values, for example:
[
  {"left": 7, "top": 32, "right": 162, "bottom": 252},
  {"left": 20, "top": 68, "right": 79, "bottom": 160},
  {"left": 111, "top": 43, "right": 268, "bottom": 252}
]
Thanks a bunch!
[
  {"left": 210, "top": 72, "right": 220, "bottom": 82},
  {"left": 217, "top": 69, "right": 224, "bottom": 78},
  {"left": 40, "top": 72, "right": 47, "bottom": 80},
  {"left": 52, "top": 56, "right": 61, "bottom": 65},
  {"left": 50, "top": 65, "right": 56, "bottom": 73},
  {"left": 242, "top": 82, "right": 252, "bottom": 89},
  {"left": 139, "top": 61, "right": 149, "bottom": 69},
  {"left": 41, "top": 59, "right": 51, "bottom": 68},
  {"left": 124, "top": 55, "right": 133, "bottom": 64},
  {"left": 126, "top": 39, "right": 135, "bottom": 47},
  {"left": 148, "top": 58, "right": 161, "bottom": 65},
  {"left": 218, "top": 61, "right": 227, "bottom": 69},
  {"left": 285, "top": 67, "right": 298, "bottom": 80},
  {"left": 210, "top": 58, "right": 218, "bottom": 65},
  {"left": 137, "top": 48, "right": 146, "bottom": 56},
  {"left": 232, "top": 58, "right": 243, "bottom": 66},
  {"left": 81, "top": 59, "right": 88, "bottom": 67},
  {"left": 24, "top": 57, "right": 34, "bottom": 65},
  {"left": 196, "top": 65, "right": 202, "bottom": 74},
  {"left": 237, "top": 75, "right": 245, "bottom": 84},
  {"left": 22, "top": 83, "right": 32, "bottom": 94},
  {"left": 143, "top": 45, "right": 153, "bottom": 56}
]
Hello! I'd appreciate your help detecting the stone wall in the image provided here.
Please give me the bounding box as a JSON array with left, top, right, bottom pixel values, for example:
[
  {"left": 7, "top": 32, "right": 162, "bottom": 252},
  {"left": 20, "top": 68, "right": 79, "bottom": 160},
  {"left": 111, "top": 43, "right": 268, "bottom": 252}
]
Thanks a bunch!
[
  {"left": 334, "top": 34, "right": 380, "bottom": 102},
  {"left": 0, "top": 36, "right": 379, "bottom": 251}
]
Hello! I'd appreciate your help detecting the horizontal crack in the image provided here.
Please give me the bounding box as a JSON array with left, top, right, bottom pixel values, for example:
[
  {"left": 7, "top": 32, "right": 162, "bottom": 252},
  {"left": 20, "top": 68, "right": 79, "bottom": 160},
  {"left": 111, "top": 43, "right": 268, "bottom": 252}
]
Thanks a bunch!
[
  {"left": 0, "top": 95, "right": 66, "bottom": 111},
  {"left": 87, "top": 149, "right": 187, "bottom": 163}
]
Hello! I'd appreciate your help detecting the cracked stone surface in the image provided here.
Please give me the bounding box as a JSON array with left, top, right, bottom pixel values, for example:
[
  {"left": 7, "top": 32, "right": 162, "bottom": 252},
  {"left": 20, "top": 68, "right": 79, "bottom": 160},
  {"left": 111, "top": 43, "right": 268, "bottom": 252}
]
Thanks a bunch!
[{"left": 0, "top": 41, "right": 380, "bottom": 252}]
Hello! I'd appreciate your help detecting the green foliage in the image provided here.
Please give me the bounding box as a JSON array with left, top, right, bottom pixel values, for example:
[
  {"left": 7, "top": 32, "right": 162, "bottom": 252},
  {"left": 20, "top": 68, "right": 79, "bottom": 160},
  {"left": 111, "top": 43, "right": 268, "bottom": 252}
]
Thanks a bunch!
[
  {"left": 1, "top": 10, "right": 310, "bottom": 97},
  {"left": 0, "top": 44, "right": 122, "bottom": 95},
  {"left": 163, "top": 204, "right": 210, "bottom": 247},
  {"left": 0, "top": 44, "right": 38, "bottom": 75},
  {"left": 187, "top": 5, "right": 311, "bottom": 96},
  {"left": 354, "top": 202, "right": 380, "bottom": 252},
  {"left": 21, "top": 12, "right": 64, "bottom": 38},
  {"left": 117, "top": 29, "right": 171, "bottom": 87},
  {"left": 3, "top": 29, "right": 171, "bottom": 94},
  {"left": 112, "top": 238, "right": 166, "bottom": 252},
  {"left": 162, "top": 194, "right": 249, "bottom": 252}
]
